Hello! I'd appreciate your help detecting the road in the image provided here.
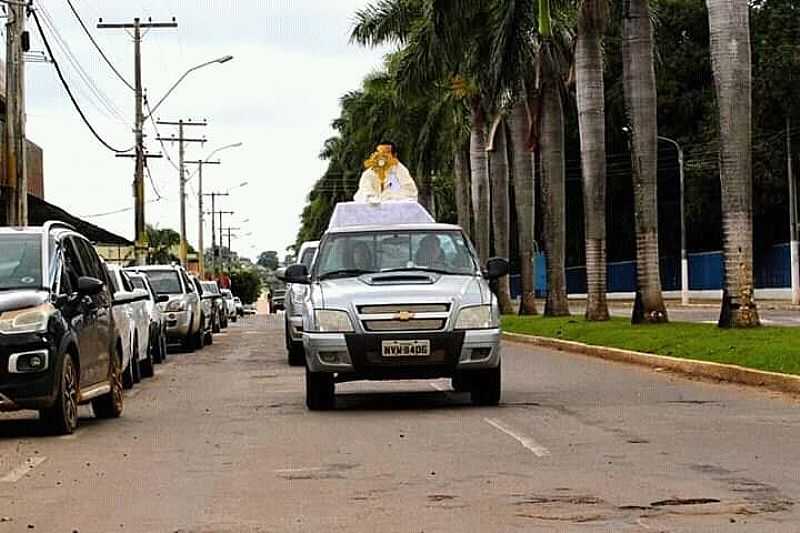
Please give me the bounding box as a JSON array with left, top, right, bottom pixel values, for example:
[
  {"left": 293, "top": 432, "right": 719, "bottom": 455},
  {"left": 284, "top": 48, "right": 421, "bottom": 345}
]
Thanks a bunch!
[
  {"left": 1, "top": 314, "right": 799, "bottom": 532},
  {"left": 569, "top": 302, "right": 800, "bottom": 327}
]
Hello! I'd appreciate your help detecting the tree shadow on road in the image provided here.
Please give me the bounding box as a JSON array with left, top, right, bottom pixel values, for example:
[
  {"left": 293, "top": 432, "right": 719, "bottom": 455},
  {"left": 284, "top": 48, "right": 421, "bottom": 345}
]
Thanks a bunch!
[{"left": 333, "top": 390, "right": 476, "bottom": 411}]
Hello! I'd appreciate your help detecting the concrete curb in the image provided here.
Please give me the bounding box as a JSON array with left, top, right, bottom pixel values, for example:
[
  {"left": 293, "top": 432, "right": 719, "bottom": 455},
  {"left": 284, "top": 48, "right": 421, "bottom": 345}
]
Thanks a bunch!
[{"left": 503, "top": 331, "right": 800, "bottom": 395}]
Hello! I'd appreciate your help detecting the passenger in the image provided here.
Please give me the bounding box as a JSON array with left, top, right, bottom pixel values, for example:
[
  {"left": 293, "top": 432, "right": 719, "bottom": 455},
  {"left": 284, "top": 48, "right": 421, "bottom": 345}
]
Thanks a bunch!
[{"left": 350, "top": 242, "right": 374, "bottom": 271}]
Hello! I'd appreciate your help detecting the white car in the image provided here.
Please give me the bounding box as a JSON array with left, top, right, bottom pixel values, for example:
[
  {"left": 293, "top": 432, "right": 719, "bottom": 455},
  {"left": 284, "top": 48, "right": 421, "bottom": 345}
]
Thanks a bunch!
[
  {"left": 126, "top": 271, "right": 169, "bottom": 364},
  {"left": 283, "top": 240, "right": 319, "bottom": 366},
  {"left": 107, "top": 265, "right": 153, "bottom": 388},
  {"left": 221, "top": 289, "right": 237, "bottom": 323}
]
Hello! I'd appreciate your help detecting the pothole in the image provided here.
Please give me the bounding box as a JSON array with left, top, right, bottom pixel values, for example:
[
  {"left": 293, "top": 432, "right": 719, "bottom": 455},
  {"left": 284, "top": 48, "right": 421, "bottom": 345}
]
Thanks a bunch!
[{"left": 651, "top": 498, "right": 721, "bottom": 507}]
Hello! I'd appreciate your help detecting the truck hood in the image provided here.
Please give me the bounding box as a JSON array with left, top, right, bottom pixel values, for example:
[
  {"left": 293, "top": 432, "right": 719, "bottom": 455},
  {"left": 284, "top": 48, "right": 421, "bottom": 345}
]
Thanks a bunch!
[
  {"left": 313, "top": 273, "right": 489, "bottom": 310},
  {"left": 0, "top": 290, "right": 50, "bottom": 314}
]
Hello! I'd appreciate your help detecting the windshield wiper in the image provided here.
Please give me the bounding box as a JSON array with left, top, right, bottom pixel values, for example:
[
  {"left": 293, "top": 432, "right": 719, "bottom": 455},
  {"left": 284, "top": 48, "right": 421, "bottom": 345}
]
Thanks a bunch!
[{"left": 318, "top": 269, "right": 374, "bottom": 280}]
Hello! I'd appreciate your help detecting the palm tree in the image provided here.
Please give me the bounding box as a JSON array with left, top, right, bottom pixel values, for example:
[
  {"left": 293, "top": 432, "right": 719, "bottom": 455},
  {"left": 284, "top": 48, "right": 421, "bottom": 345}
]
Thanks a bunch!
[
  {"left": 538, "top": 0, "right": 571, "bottom": 316},
  {"left": 706, "top": 0, "right": 760, "bottom": 327},
  {"left": 576, "top": 0, "right": 609, "bottom": 321},
  {"left": 453, "top": 141, "right": 472, "bottom": 235},
  {"left": 622, "top": 0, "right": 668, "bottom": 323},
  {"left": 508, "top": 99, "right": 538, "bottom": 314},
  {"left": 489, "top": 116, "right": 515, "bottom": 313},
  {"left": 145, "top": 225, "right": 180, "bottom": 265}
]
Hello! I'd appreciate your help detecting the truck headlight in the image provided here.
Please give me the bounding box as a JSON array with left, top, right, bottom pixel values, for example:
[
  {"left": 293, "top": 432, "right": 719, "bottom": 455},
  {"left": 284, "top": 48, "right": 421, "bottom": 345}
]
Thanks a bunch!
[
  {"left": 455, "top": 305, "right": 497, "bottom": 330},
  {"left": 313, "top": 310, "right": 353, "bottom": 333},
  {"left": 0, "top": 304, "right": 53, "bottom": 335},
  {"left": 165, "top": 300, "right": 187, "bottom": 312}
]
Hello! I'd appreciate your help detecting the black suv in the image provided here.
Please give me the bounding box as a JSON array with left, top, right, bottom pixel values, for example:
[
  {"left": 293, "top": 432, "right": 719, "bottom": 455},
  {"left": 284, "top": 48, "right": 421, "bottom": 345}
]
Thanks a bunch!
[{"left": 0, "top": 222, "right": 123, "bottom": 434}]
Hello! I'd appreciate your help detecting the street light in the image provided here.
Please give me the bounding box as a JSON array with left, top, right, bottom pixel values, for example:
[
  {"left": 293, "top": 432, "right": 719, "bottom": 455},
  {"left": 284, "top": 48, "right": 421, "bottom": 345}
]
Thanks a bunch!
[
  {"left": 145, "top": 55, "right": 234, "bottom": 119},
  {"left": 193, "top": 142, "right": 244, "bottom": 277},
  {"left": 622, "top": 127, "right": 688, "bottom": 305}
]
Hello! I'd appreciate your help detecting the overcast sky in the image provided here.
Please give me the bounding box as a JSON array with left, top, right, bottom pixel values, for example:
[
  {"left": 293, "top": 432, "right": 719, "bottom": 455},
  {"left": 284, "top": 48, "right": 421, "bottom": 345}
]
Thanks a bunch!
[{"left": 21, "top": 0, "right": 387, "bottom": 260}]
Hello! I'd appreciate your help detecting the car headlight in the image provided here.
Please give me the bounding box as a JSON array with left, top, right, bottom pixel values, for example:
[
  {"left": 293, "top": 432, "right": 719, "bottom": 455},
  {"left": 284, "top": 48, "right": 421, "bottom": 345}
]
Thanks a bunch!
[
  {"left": 290, "top": 288, "right": 305, "bottom": 305},
  {"left": 313, "top": 310, "right": 353, "bottom": 333},
  {"left": 455, "top": 305, "right": 497, "bottom": 330},
  {"left": 0, "top": 304, "right": 54, "bottom": 335},
  {"left": 165, "top": 300, "right": 187, "bottom": 312}
]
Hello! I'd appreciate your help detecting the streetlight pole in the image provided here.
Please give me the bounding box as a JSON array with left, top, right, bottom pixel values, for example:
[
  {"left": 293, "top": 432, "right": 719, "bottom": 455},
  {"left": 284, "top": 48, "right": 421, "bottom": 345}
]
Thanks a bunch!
[
  {"left": 788, "top": 118, "right": 799, "bottom": 305},
  {"left": 658, "top": 135, "right": 688, "bottom": 305}
]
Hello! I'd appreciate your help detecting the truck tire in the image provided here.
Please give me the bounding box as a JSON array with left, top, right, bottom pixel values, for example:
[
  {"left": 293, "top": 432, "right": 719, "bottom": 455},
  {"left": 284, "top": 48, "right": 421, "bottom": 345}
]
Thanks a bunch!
[
  {"left": 306, "top": 367, "right": 334, "bottom": 410},
  {"left": 288, "top": 343, "right": 305, "bottom": 367},
  {"left": 40, "top": 354, "right": 79, "bottom": 435},
  {"left": 93, "top": 350, "right": 124, "bottom": 419},
  {"left": 470, "top": 364, "right": 501, "bottom": 406},
  {"left": 140, "top": 339, "right": 155, "bottom": 379}
]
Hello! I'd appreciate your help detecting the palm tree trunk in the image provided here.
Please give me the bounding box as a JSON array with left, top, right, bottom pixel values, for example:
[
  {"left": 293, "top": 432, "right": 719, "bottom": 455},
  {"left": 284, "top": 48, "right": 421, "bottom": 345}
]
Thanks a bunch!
[
  {"left": 509, "top": 100, "right": 538, "bottom": 314},
  {"left": 489, "top": 117, "right": 515, "bottom": 314},
  {"left": 622, "top": 0, "right": 668, "bottom": 324},
  {"left": 540, "top": 47, "right": 570, "bottom": 316},
  {"left": 576, "top": 0, "right": 609, "bottom": 321},
  {"left": 454, "top": 142, "right": 472, "bottom": 236},
  {"left": 707, "top": 0, "right": 760, "bottom": 327},
  {"left": 418, "top": 170, "right": 434, "bottom": 213},
  {"left": 470, "top": 101, "right": 491, "bottom": 265}
]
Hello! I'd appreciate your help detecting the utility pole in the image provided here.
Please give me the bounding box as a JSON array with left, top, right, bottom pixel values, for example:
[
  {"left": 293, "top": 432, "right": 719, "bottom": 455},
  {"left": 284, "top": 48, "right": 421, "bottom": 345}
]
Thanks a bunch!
[
  {"left": 156, "top": 119, "right": 207, "bottom": 266},
  {"left": 186, "top": 160, "right": 220, "bottom": 278},
  {"left": 217, "top": 212, "right": 235, "bottom": 271},
  {"left": 2, "top": 1, "right": 28, "bottom": 226},
  {"left": 203, "top": 193, "right": 229, "bottom": 275},
  {"left": 99, "top": 17, "right": 177, "bottom": 264},
  {"left": 222, "top": 226, "right": 240, "bottom": 270},
  {"left": 788, "top": 117, "right": 799, "bottom": 305}
]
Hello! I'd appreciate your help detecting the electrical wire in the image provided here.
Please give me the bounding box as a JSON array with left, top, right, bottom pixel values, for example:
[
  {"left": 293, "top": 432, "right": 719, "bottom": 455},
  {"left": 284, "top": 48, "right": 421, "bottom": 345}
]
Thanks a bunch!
[
  {"left": 65, "top": 0, "right": 135, "bottom": 91},
  {"left": 31, "top": 8, "right": 133, "bottom": 153},
  {"left": 144, "top": 96, "right": 180, "bottom": 171},
  {"left": 145, "top": 163, "right": 163, "bottom": 200}
]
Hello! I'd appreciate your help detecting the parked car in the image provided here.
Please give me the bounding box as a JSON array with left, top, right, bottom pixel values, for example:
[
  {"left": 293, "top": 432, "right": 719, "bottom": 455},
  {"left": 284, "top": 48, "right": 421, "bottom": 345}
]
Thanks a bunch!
[
  {"left": 284, "top": 202, "right": 508, "bottom": 410},
  {"left": 283, "top": 240, "right": 318, "bottom": 366},
  {"left": 200, "top": 281, "right": 226, "bottom": 331},
  {"left": 234, "top": 297, "right": 244, "bottom": 317},
  {"left": 221, "top": 289, "right": 237, "bottom": 323},
  {"left": 129, "top": 265, "right": 204, "bottom": 351},
  {"left": 107, "top": 265, "right": 153, "bottom": 387},
  {"left": 270, "top": 289, "right": 286, "bottom": 313},
  {"left": 0, "top": 221, "right": 123, "bottom": 434},
  {"left": 243, "top": 303, "right": 257, "bottom": 315},
  {"left": 126, "top": 271, "right": 169, "bottom": 363},
  {"left": 190, "top": 276, "right": 214, "bottom": 346}
]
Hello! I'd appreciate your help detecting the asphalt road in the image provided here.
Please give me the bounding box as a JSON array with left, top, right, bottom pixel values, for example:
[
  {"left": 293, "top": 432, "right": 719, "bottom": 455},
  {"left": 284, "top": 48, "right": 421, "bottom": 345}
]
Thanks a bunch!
[
  {"left": 569, "top": 303, "right": 800, "bottom": 327},
  {"left": 1, "top": 315, "right": 799, "bottom": 532}
]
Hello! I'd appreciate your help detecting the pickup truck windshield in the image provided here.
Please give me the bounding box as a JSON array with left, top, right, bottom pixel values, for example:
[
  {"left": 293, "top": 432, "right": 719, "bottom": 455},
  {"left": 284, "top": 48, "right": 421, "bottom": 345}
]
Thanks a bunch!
[
  {"left": 0, "top": 234, "right": 42, "bottom": 290},
  {"left": 316, "top": 230, "right": 477, "bottom": 279},
  {"left": 145, "top": 270, "right": 183, "bottom": 294}
]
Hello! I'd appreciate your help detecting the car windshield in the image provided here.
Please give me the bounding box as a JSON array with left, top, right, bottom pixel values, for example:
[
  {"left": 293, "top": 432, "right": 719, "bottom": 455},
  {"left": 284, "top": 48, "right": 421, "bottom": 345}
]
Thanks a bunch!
[
  {"left": 145, "top": 270, "right": 182, "bottom": 294},
  {"left": 203, "top": 282, "right": 220, "bottom": 295},
  {"left": 0, "top": 234, "right": 43, "bottom": 290},
  {"left": 315, "top": 230, "right": 477, "bottom": 279}
]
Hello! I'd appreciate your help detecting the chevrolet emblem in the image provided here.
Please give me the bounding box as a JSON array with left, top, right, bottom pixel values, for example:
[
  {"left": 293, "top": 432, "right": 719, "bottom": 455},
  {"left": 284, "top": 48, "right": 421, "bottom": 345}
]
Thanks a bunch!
[{"left": 396, "top": 311, "right": 416, "bottom": 321}]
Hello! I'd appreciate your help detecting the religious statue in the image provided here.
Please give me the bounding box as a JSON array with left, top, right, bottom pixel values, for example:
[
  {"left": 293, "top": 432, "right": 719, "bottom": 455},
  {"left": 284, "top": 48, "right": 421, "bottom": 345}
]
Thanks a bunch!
[{"left": 353, "top": 142, "right": 419, "bottom": 203}]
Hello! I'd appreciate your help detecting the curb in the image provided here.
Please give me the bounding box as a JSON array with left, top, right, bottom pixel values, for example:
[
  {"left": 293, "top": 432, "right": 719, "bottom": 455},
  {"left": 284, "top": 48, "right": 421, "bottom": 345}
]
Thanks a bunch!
[{"left": 502, "top": 332, "right": 800, "bottom": 395}]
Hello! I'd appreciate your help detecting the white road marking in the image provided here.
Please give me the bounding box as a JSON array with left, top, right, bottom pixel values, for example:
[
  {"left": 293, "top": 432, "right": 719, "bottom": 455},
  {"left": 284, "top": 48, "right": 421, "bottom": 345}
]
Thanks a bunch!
[
  {"left": 273, "top": 466, "right": 326, "bottom": 474},
  {"left": 429, "top": 382, "right": 448, "bottom": 392},
  {"left": 0, "top": 457, "right": 47, "bottom": 483},
  {"left": 484, "top": 417, "right": 551, "bottom": 457}
]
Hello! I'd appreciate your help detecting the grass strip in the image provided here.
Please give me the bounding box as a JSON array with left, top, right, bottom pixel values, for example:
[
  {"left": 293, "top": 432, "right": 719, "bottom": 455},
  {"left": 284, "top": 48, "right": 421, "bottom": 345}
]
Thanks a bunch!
[{"left": 501, "top": 316, "right": 800, "bottom": 376}]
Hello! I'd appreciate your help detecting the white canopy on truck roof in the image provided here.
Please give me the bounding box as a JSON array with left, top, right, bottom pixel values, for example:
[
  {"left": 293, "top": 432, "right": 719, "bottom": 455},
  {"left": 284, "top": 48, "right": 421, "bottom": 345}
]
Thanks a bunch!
[{"left": 327, "top": 201, "right": 435, "bottom": 230}]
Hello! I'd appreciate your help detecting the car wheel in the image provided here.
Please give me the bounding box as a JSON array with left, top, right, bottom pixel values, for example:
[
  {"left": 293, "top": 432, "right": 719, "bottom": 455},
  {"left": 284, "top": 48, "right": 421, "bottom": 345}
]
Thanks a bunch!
[
  {"left": 132, "top": 340, "right": 142, "bottom": 383},
  {"left": 305, "top": 367, "right": 334, "bottom": 410},
  {"left": 193, "top": 319, "right": 205, "bottom": 350},
  {"left": 140, "top": 339, "right": 155, "bottom": 378},
  {"left": 40, "top": 354, "right": 79, "bottom": 435},
  {"left": 221, "top": 315, "right": 228, "bottom": 329},
  {"left": 212, "top": 314, "right": 221, "bottom": 334},
  {"left": 122, "top": 356, "right": 135, "bottom": 390},
  {"left": 93, "top": 349, "right": 124, "bottom": 419},
  {"left": 231, "top": 314, "right": 238, "bottom": 323},
  {"left": 470, "top": 364, "right": 501, "bottom": 406},
  {"left": 160, "top": 332, "right": 168, "bottom": 361},
  {"left": 151, "top": 331, "right": 163, "bottom": 364},
  {"left": 204, "top": 329, "right": 213, "bottom": 346}
]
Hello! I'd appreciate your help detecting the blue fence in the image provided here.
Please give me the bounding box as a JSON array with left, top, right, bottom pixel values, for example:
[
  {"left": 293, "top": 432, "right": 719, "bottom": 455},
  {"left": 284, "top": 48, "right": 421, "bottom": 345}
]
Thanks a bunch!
[{"left": 510, "top": 244, "right": 791, "bottom": 297}]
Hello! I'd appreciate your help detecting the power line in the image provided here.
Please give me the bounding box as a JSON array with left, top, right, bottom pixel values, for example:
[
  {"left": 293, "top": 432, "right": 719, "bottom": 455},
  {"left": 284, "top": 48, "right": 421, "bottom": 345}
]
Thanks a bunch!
[
  {"left": 65, "top": 0, "right": 134, "bottom": 91},
  {"left": 31, "top": 8, "right": 133, "bottom": 153},
  {"left": 144, "top": 96, "right": 180, "bottom": 171}
]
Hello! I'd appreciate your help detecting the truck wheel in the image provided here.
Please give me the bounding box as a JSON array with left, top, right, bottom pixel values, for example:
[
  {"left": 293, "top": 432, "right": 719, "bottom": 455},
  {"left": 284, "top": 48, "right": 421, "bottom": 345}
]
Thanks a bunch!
[
  {"left": 140, "top": 339, "right": 155, "bottom": 379},
  {"left": 132, "top": 340, "right": 142, "bottom": 384},
  {"left": 470, "top": 365, "right": 501, "bottom": 406},
  {"left": 152, "top": 332, "right": 164, "bottom": 364},
  {"left": 93, "top": 350, "right": 124, "bottom": 419},
  {"left": 306, "top": 368, "right": 334, "bottom": 410},
  {"left": 212, "top": 314, "right": 221, "bottom": 334},
  {"left": 40, "top": 354, "right": 79, "bottom": 435},
  {"left": 123, "top": 357, "right": 135, "bottom": 390},
  {"left": 192, "top": 319, "right": 205, "bottom": 350},
  {"left": 204, "top": 330, "right": 214, "bottom": 346},
  {"left": 288, "top": 343, "right": 305, "bottom": 367},
  {"left": 182, "top": 329, "right": 195, "bottom": 353}
]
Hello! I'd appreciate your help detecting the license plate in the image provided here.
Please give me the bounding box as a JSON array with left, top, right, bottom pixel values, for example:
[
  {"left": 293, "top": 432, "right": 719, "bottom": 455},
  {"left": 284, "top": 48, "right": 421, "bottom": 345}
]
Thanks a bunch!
[{"left": 381, "top": 340, "right": 431, "bottom": 357}]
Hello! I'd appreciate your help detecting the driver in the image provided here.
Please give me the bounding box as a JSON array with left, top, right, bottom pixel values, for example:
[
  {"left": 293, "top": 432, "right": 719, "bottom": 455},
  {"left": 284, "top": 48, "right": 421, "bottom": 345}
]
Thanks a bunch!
[
  {"left": 350, "top": 242, "right": 374, "bottom": 271},
  {"left": 415, "top": 235, "right": 447, "bottom": 269}
]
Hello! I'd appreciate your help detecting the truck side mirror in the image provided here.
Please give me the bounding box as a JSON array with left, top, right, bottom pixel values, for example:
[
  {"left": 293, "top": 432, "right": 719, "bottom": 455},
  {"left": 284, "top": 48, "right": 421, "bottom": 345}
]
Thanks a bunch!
[
  {"left": 484, "top": 258, "right": 509, "bottom": 280},
  {"left": 285, "top": 264, "right": 310, "bottom": 285}
]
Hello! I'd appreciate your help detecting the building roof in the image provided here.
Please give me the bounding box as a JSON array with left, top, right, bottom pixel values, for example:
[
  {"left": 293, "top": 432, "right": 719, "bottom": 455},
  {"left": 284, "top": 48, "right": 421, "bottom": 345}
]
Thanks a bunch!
[{"left": 0, "top": 194, "right": 132, "bottom": 246}]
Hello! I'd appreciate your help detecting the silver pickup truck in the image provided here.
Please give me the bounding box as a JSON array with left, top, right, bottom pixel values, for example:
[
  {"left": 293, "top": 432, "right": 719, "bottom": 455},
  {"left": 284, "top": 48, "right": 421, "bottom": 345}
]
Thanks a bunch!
[{"left": 284, "top": 202, "right": 508, "bottom": 410}]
